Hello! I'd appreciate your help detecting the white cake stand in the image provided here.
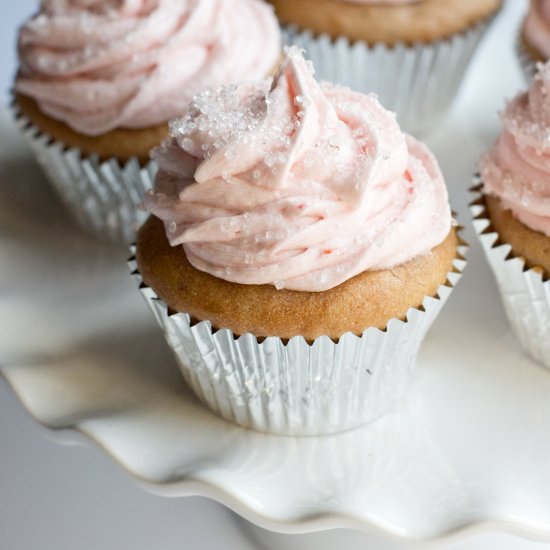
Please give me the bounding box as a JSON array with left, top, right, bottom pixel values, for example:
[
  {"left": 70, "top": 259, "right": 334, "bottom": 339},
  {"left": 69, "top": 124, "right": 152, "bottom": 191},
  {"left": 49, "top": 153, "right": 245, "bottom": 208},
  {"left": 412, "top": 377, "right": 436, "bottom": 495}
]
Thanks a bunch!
[{"left": 1, "top": 2, "right": 547, "bottom": 548}]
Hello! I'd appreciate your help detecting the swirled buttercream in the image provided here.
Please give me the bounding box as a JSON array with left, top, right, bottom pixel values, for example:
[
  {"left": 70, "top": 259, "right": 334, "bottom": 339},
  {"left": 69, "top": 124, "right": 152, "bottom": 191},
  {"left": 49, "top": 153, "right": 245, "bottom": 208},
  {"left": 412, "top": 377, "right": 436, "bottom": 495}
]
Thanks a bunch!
[
  {"left": 144, "top": 48, "right": 451, "bottom": 292},
  {"left": 525, "top": 0, "right": 550, "bottom": 58},
  {"left": 15, "top": 0, "right": 281, "bottom": 136},
  {"left": 481, "top": 61, "right": 550, "bottom": 238}
]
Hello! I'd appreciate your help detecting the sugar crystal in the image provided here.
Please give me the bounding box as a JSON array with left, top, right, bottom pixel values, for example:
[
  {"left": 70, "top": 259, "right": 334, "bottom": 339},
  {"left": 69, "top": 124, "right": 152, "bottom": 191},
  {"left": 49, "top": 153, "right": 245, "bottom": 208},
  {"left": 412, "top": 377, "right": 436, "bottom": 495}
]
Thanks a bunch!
[{"left": 274, "top": 279, "right": 286, "bottom": 290}]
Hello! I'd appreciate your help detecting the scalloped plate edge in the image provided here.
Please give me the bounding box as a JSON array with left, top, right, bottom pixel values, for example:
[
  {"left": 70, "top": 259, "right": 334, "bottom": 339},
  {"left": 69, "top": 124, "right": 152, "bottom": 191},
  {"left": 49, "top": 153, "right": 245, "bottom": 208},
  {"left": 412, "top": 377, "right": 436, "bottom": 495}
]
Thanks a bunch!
[{"left": 2, "top": 367, "right": 550, "bottom": 549}]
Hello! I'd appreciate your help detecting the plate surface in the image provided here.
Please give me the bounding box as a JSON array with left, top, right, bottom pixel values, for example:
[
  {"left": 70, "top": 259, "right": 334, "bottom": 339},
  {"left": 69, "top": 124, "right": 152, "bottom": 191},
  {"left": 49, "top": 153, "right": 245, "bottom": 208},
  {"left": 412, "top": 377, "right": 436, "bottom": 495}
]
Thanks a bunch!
[{"left": 2, "top": 2, "right": 549, "bottom": 547}]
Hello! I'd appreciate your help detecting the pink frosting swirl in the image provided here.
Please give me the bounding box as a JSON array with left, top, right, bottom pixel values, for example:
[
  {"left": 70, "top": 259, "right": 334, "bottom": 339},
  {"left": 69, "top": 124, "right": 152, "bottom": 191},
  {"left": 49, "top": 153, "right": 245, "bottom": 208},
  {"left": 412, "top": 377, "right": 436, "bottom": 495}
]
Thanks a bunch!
[
  {"left": 482, "top": 61, "right": 550, "bottom": 237},
  {"left": 144, "top": 48, "right": 451, "bottom": 292},
  {"left": 524, "top": 0, "right": 550, "bottom": 58},
  {"left": 15, "top": 0, "right": 281, "bottom": 136}
]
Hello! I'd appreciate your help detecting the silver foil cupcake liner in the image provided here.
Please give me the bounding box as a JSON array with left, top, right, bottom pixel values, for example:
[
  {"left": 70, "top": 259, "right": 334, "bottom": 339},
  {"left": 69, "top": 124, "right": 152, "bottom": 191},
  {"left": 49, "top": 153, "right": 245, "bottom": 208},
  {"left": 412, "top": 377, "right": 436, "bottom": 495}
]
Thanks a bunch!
[
  {"left": 14, "top": 106, "right": 156, "bottom": 244},
  {"left": 129, "top": 238, "right": 466, "bottom": 436},
  {"left": 516, "top": 31, "right": 539, "bottom": 82},
  {"left": 471, "top": 184, "right": 550, "bottom": 369},
  {"left": 282, "top": 18, "right": 493, "bottom": 134}
]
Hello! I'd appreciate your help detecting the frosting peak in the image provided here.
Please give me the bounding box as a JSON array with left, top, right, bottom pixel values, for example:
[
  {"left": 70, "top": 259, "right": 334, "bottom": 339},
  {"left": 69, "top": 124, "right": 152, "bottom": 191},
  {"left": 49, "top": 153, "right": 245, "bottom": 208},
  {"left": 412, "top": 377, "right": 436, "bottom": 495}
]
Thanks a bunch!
[
  {"left": 170, "top": 51, "right": 406, "bottom": 200},
  {"left": 16, "top": 0, "right": 281, "bottom": 135},
  {"left": 482, "top": 61, "right": 550, "bottom": 237},
  {"left": 145, "top": 48, "right": 451, "bottom": 292}
]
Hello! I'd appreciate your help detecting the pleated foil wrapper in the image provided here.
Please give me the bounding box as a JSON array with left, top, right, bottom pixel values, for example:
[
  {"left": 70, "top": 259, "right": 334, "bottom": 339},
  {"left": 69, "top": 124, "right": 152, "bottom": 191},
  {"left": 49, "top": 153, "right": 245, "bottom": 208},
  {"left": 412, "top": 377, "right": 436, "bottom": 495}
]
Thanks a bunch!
[
  {"left": 516, "top": 32, "right": 538, "bottom": 82},
  {"left": 282, "top": 19, "right": 492, "bottom": 134},
  {"left": 14, "top": 107, "right": 156, "bottom": 244},
  {"left": 471, "top": 184, "right": 550, "bottom": 369},
  {"left": 129, "top": 239, "right": 467, "bottom": 436}
]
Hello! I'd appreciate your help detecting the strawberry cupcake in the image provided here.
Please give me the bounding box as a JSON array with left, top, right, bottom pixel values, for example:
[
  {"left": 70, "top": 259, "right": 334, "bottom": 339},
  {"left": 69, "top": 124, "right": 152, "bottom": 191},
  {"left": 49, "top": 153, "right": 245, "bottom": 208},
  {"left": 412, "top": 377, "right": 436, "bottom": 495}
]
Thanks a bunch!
[
  {"left": 268, "top": 0, "right": 502, "bottom": 133},
  {"left": 473, "top": 61, "right": 550, "bottom": 368},
  {"left": 131, "top": 48, "right": 466, "bottom": 435},
  {"left": 14, "top": 0, "right": 281, "bottom": 242}
]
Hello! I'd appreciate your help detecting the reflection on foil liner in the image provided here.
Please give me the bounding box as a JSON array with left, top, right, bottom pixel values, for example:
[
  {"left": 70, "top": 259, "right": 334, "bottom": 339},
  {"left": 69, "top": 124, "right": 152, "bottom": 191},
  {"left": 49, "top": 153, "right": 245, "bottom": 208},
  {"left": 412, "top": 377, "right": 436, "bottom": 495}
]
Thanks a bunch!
[
  {"left": 13, "top": 106, "right": 156, "bottom": 244},
  {"left": 281, "top": 18, "right": 492, "bottom": 134},
  {"left": 471, "top": 184, "right": 550, "bottom": 370},
  {"left": 128, "top": 237, "right": 466, "bottom": 436}
]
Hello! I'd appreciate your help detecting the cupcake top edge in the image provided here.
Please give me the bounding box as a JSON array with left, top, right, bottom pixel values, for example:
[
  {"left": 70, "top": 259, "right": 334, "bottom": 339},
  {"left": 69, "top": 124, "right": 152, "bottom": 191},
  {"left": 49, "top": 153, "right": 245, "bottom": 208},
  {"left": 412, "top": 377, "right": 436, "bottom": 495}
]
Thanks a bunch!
[
  {"left": 524, "top": 0, "right": 550, "bottom": 58},
  {"left": 481, "top": 60, "right": 550, "bottom": 238},
  {"left": 144, "top": 47, "right": 452, "bottom": 293},
  {"left": 14, "top": 0, "right": 281, "bottom": 136}
]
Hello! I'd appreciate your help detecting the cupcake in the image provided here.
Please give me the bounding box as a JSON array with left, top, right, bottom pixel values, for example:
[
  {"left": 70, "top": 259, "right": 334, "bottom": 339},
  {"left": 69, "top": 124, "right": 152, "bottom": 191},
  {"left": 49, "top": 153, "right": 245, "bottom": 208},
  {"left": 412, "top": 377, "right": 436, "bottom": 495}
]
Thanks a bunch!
[
  {"left": 472, "top": 61, "right": 550, "bottom": 369},
  {"left": 518, "top": 0, "right": 550, "bottom": 81},
  {"left": 131, "top": 48, "right": 466, "bottom": 435},
  {"left": 14, "top": 0, "right": 281, "bottom": 243},
  {"left": 266, "top": 0, "right": 502, "bottom": 134}
]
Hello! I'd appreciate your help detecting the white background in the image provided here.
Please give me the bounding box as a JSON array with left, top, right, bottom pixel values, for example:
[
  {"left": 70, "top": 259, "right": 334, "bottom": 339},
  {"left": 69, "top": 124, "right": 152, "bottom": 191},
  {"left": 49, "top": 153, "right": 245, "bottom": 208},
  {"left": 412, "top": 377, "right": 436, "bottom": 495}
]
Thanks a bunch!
[{"left": 1, "top": 1, "right": 550, "bottom": 549}]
